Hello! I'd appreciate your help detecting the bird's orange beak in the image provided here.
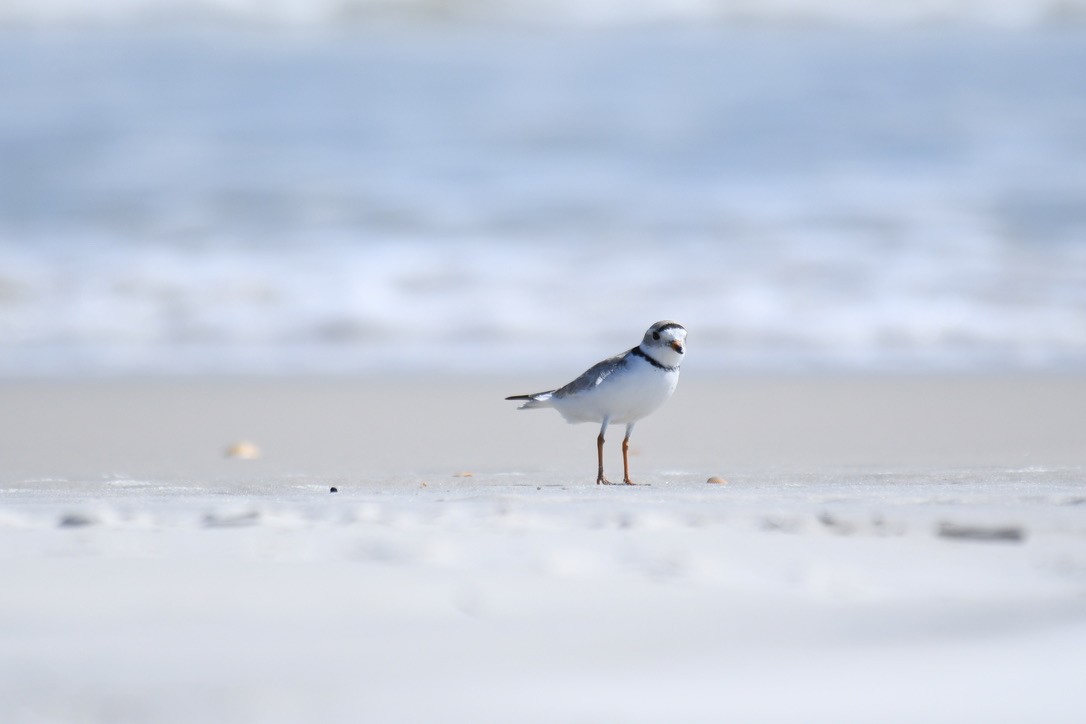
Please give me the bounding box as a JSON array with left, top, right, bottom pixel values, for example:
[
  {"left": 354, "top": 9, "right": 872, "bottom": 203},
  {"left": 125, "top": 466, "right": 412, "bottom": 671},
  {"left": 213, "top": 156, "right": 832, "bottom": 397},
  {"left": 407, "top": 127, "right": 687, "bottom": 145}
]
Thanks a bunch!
[{"left": 670, "top": 341, "right": 684, "bottom": 354}]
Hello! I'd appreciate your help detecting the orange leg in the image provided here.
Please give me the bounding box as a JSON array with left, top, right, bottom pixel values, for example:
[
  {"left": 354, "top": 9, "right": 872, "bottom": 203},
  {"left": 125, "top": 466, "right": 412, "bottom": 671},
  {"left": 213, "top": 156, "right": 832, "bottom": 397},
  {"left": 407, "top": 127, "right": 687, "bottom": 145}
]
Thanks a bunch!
[
  {"left": 596, "top": 431, "right": 613, "bottom": 484},
  {"left": 622, "top": 423, "right": 637, "bottom": 485},
  {"left": 596, "top": 421, "right": 614, "bottom": 485},
  {"left": 622, "top": 436, "right": 633, "bottom": 485}
]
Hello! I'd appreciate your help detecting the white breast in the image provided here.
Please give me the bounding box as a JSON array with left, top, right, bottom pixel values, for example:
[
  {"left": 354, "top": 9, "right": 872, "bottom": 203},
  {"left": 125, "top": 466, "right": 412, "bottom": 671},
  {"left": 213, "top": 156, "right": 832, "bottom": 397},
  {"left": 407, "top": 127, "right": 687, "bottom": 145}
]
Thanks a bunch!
[{"left": 550, "top": 355, "right": 679, "bottom": 425}]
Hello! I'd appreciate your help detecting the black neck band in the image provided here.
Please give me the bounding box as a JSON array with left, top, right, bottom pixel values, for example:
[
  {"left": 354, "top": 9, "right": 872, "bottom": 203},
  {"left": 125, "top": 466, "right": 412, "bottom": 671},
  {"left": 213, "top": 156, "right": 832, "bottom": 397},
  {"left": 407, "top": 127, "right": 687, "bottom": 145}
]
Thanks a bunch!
[{"left": 631, "top": 345, "right": 678, "bottom": 372}]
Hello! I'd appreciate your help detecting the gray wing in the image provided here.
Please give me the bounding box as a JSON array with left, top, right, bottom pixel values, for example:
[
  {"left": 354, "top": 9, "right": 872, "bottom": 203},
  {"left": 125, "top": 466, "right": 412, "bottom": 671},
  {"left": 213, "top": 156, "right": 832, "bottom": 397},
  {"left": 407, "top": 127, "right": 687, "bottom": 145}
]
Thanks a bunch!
[{"left": 552, "top": 351, "right": 630, "bottom": 399}]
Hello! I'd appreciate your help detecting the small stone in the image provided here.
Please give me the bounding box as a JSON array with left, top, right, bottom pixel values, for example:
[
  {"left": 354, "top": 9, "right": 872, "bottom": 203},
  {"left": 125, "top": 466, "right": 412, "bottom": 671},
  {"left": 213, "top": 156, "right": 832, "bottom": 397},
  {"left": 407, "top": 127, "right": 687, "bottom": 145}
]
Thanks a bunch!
[
  {"left": 59, "top": 513, "right": 96, "bottom": 528},
  {"left": 225, "top": 441, "right": 261, "bottom": 460},
  {"left": 706, "top": 476, "right": 728, "bottom": 485},
  {"left": 329, "top": 487, "right": 338, "bottom": 494}
]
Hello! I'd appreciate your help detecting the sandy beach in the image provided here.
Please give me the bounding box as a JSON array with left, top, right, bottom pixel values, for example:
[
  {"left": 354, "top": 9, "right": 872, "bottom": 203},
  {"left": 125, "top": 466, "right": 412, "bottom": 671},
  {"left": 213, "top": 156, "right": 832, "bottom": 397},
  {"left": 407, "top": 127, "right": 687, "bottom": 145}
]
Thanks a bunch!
[
  {"left": 2, "top": 374, "right": 1085, "bottom": 723},
  {"left": 4, "top": 9, "right": 1086, "bottom": 722}
]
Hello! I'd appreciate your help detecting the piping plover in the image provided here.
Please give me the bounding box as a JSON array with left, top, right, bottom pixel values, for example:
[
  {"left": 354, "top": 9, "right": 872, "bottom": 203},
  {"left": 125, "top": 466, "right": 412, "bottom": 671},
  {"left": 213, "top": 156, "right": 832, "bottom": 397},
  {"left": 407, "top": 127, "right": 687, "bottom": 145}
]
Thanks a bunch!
[{"left": 506, "top": 321, "right": 686, "bottom": 485}]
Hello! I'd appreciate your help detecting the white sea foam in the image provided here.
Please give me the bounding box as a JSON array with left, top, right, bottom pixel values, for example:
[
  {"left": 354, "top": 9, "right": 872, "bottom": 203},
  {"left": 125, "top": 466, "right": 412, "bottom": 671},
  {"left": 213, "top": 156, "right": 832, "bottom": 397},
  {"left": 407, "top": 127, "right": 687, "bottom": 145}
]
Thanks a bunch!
[{"left": 2, "top": 0, "right": 1086, "bottom": 28}]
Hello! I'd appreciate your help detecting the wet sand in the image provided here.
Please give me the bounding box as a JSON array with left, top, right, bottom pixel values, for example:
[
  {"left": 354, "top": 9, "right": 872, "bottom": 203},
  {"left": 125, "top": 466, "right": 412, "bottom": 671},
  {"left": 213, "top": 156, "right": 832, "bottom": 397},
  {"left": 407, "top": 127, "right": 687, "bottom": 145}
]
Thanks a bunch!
[{"left": 2, "top": 373, "right": 1084, "bottom": 480}]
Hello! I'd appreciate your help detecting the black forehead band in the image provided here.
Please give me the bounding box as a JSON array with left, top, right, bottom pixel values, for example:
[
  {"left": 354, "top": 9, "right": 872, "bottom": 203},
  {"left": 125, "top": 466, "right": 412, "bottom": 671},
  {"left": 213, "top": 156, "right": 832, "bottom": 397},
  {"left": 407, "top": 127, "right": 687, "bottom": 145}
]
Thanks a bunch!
[{"left": 653, "top": 323, "right": 685, "bottom": 334}]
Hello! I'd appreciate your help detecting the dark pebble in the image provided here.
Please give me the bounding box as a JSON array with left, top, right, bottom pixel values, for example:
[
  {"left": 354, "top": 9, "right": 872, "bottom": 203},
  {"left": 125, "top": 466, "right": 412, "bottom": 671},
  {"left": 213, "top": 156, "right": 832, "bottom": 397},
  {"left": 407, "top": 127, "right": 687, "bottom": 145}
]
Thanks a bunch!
[
  {"left": 59, "top": 513, "right": 96, "bottom": 528},
  {"left": 937, "top": 522, "right": 1024, "bottom": 542},
  {"left": 330, "top": 487, "right": 338, "bottom": 494}
]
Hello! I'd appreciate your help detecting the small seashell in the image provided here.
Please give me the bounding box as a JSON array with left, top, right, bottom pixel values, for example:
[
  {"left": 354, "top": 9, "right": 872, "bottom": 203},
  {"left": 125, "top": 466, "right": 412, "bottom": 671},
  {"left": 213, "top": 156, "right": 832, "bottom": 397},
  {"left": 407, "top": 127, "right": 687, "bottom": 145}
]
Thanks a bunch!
[
  {"left": 225, "top": 441, "right": 261, "bottom": 460},
  {"left": 706, "top": 476, "right": 728, "bottom": 485},
  {"left": 453, "top": 472, "right": 474, "bottom": 478}
]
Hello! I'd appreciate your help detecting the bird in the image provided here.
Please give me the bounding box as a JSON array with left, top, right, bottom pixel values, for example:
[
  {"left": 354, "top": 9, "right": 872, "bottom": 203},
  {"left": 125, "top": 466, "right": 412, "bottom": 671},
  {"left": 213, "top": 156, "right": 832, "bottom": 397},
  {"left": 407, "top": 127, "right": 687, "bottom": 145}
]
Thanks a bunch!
[{"left": 506, "top": 321, "right": 686, "bottom": 485}]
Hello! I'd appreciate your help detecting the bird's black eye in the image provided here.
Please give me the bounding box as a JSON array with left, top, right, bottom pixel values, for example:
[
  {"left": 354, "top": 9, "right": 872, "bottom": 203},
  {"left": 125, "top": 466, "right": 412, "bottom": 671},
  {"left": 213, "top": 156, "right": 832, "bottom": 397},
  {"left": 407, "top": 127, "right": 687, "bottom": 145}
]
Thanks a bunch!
[{"left": 652, "top": 332, "right": 660, "bottom": 340}]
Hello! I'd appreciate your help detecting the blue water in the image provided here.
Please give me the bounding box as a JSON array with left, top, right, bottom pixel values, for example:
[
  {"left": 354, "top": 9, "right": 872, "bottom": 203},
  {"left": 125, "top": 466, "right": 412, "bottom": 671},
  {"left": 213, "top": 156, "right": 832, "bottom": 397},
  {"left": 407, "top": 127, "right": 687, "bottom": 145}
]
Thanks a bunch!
[{"left": 1, "top": 26, "right": 1085, "bottom": 375}]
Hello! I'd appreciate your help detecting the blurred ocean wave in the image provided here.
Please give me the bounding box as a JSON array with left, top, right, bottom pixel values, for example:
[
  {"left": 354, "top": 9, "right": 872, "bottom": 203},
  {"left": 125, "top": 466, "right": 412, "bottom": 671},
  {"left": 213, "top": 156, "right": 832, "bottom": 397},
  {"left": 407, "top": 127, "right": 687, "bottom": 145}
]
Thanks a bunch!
[{"left": 1, "top": 27, "right": 1084, "bottom": 375}]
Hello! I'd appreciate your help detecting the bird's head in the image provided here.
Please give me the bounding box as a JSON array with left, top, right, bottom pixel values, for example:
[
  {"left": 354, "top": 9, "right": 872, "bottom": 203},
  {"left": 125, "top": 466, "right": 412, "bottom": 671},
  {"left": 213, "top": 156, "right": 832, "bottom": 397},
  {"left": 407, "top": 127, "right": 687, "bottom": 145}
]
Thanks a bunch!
[{"left": 640, "top": 321, "right": 686, "bottom": 368}]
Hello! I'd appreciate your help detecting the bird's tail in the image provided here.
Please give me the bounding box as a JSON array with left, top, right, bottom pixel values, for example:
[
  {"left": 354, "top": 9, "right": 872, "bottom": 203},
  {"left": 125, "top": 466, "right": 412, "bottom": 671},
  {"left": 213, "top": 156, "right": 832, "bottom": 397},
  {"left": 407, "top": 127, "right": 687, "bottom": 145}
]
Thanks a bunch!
[{"left": 505, "top": 391, "right": 555, "bottom": 409}]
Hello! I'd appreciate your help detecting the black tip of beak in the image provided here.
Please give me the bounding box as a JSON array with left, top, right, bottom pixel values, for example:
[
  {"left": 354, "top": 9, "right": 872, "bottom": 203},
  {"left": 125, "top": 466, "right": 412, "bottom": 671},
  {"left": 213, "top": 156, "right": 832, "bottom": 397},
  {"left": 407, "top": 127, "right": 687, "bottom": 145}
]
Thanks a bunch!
[{"left": 671, "top": 342, "right": 684, "bottom": 354}]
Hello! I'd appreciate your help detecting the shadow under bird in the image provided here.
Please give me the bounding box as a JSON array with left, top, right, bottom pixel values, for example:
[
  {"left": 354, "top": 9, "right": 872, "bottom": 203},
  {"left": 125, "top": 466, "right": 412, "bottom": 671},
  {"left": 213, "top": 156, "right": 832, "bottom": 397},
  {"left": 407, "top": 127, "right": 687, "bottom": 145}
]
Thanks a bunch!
[{"left": 506, "top": 321, "right": 686, "bottom": 485}]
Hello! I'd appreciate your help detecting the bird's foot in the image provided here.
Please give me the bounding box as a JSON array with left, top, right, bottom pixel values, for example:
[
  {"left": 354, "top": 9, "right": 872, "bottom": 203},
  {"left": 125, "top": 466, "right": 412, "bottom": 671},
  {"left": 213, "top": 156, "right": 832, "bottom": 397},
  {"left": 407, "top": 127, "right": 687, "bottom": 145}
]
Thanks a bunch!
[
  {"left": 597, "top": 476, "right": 616, "bottom": 485},
  {"left": 622, "top": 478, "right": 649, "bottom": 486}
]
